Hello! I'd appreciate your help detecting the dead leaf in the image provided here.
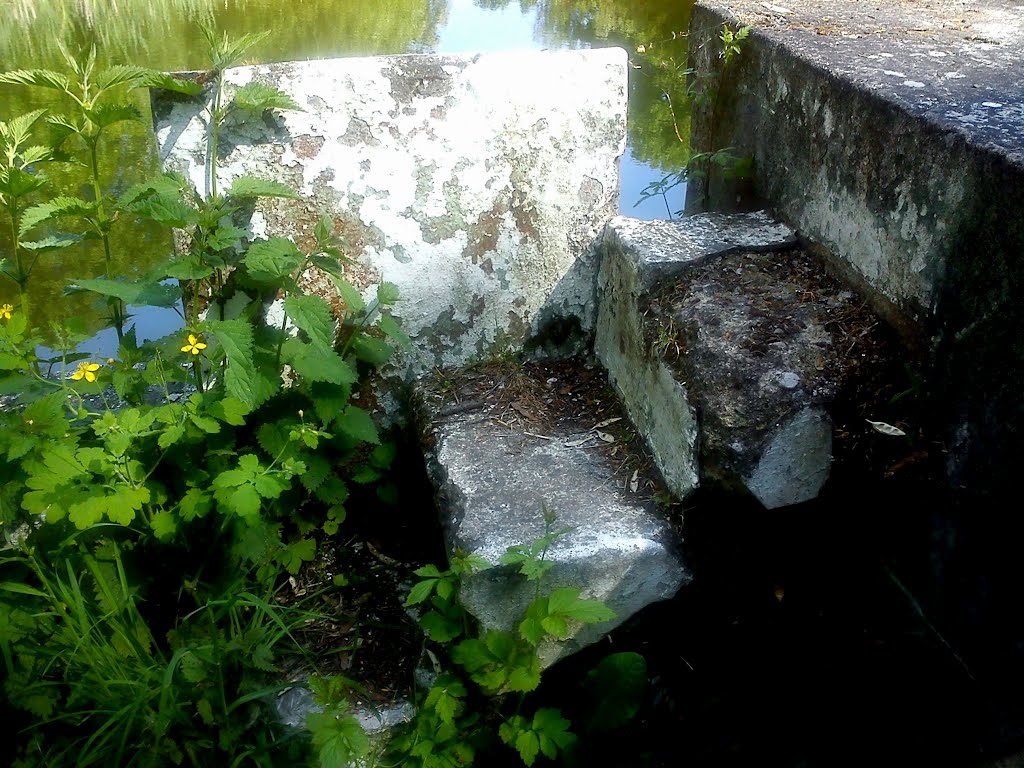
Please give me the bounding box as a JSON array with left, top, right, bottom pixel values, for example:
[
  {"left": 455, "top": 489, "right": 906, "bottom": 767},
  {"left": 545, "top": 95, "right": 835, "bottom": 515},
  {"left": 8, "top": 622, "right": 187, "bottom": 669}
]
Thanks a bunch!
[
  {"left": 564, "top": 436, "right": 591, "bottom": 448},
  {"left": 596, "top": 430, "right": 615, "bottom": 443},
  {"left": 866, "top": 419, "right": 906, "bottom": 437},
  {"left": 629, "top": 469, "right": 639, "bottom": 493},
  {"left": 592, "top": 417, "right": 622, "bottom": 430}
]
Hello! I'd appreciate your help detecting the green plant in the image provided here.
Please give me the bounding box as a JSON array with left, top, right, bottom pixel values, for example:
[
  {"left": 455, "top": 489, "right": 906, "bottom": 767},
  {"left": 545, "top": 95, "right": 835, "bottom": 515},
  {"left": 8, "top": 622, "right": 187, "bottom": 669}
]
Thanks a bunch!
[
  {"left": 634, "top": 22, "right": 754, "bottom": 218},
  {"left": 0, "top": 23, "right": 407, "bottom": 766},
  {"left": 0, "top": 44, "right": 200, "bottom": 338},
  {"left": 396, "top": 507, "right": 621, "bottom": 767}
]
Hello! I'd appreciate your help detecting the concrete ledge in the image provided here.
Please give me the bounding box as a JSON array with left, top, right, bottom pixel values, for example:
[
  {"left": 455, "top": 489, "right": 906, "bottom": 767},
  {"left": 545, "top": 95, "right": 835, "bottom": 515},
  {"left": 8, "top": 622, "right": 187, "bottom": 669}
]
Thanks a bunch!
[
  {"left": 594, "top": 212, "right": 797, "bottom": 501},
  {"left": 687, "top": 0, "right": 1024, "bottom": 492}
]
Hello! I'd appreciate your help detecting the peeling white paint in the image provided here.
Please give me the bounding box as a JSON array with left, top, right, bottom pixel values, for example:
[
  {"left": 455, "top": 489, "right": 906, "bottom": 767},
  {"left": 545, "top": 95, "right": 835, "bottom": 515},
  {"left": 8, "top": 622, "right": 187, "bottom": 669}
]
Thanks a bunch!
[{"left": 155, "top": 50, "right": 627, "bottom": 375}]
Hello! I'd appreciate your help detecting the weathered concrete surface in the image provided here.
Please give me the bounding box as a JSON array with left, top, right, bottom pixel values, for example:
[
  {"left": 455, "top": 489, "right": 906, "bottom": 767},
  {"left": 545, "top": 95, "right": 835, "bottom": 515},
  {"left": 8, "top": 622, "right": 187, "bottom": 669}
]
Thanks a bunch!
[
  {"left": 687, "top": 0, "right": 1024, "bottom": 494},
  {"left": 414, "top": 365, "right": 689, "bottom": 667},
  {"left": 652, "top": 248, "right": 893, "bottom": 508},
  {"left": 153, "top": 50, "right": 626, "bottom": 375},
  {"left": 594, "top": 212, "right": 797, "bottom": 500}
]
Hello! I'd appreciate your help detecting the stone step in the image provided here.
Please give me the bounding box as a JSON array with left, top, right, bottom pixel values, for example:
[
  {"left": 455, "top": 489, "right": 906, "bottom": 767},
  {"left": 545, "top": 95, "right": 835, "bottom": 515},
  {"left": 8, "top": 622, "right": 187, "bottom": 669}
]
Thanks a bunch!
[
  {"left": 596, "top": 212, "right": 894, "bottom": 509},
  {"left": 413, "top": 359, "right": 690, "bottom": 667}
]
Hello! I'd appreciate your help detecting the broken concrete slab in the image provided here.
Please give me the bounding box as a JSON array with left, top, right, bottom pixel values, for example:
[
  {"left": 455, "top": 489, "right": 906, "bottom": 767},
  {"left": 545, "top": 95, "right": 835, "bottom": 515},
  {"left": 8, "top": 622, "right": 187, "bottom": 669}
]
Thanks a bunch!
[
  {"left": 415, "top": 359, "right": 689, "bottom": 667},
  {"left": 153, "top": 49, "right": 626, "bottom": 377},
  {"left": 594, "top": 212, "right": 796, "bottom": 500},
  {"left": 648, "top": 248, "right": 892, "bottom": 508}
]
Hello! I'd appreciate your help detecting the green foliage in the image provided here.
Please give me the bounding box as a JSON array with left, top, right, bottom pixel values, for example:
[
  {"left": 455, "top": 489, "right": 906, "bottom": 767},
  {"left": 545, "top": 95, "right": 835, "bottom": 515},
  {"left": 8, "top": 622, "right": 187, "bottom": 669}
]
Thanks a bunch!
[
  {"left": 394, "top": 510, "right": 622, "bottom": 767},
  {"left": 0, "top": 24, "right": 407, "bottom": 767}
]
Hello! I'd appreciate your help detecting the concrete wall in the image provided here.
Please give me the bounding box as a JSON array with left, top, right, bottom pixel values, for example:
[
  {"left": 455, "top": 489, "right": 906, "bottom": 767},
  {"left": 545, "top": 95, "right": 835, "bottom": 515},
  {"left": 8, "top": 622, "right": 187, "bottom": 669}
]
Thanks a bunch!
[
  {"left": 153, "top": 49, "right": 627, "bottom": 376},
  {"left": 686, "top": 2, "right": 1024, "bottom": 494}
]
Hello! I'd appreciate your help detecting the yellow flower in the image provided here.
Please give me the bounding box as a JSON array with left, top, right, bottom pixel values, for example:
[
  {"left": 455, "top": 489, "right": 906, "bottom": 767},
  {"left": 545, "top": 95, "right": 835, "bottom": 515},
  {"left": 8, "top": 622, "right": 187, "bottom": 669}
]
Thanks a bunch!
[
  {"left": 181, "top": 334, "right": 207, "bottom": 356},
  {"left": 71, "top": 361, "right": 101, "bottom": 383},
  {"left": 0, "top": 303, "right": 12, "bottom": 320}
]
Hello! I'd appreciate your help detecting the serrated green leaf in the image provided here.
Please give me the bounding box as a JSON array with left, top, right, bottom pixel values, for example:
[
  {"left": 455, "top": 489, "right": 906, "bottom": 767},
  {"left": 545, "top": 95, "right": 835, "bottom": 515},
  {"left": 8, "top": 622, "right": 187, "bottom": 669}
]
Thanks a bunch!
[
  {"left": 227, "top": 176, "right": 298, "bottom": 199},
  {"left": 95, "top": 64, "right": 151, "bottom": 90},
  {"left": 308, "top": 712, "right": 370, "bottom": 768},
  {"left": 205, "top": 225, "right": 247, "bottom": 251},
  {"left": 562, "top": 597, "right": 615, "bottom": 624},
  {"left": 376, "top": 281, "right": 400, "bottom": 305},
  {"left": 217, "top": 484, "right": 262, "bottom": 518},
  {"left": 352, "top": 335, "right": 393, "bottom": 365},
  {"left": 515, "top": 730, "right": 540, "bottom": 766},
  {"left": 419, "top": 610, "right": 463, "bottom": 643},
  {"left": 335, "top": 406, "right": 379, "bottom": 445},
  {"left": 405, "top": 579, "right": 437, "bottom": 607},
  {"left": 243, "top": 237, "right": 303, "bottom": 283},
  {"left": 207, "top": 319, "right": 258, "bottom": 409},
  {"left": 279, "top": 538, "right": 316, "bottom": 575},
  {"left": 208, "top": 396, "right": 249, "bottom": 426},
  {"left": 150, "top": 510, "right": 178, "bottom": 541},
  {"left": 85, "top": 103, "right": 142, "bottom": 129},
  {"left": 139, "top": 71, "right": 203, "bottom": 96},
  {"left": 164, "top": 255, "right": 214, "bottom": 280},
  {"left": 331, "top": 276, "right": 365, "bottom": 313},
  {"left": 232, "top": 81, "right": 300, "bottom": 112},
  {"left": 378, "top": 312, "right": 410, "bottom": 346},
  {"left": 507, "top": 656, "right": 541, "bottom": 693},
  {"left": 541, "top": 614, "right": 569, "bottom": 639},
  {"left": 284, "top": 294, "right": 335, "bottom": 351},
  {"left": 179, "top": 488, "right": 212, "bottom": 521},
  {"left": 19, "top": 196, "right": 95, "bottom": 235},
  {"left": 0, "top": 69, "right": 71, "bottom": 91},
  {"left": 290, "top": 346, "right": 357, "bottom": 386},
  {"left": 533, "top": 708, "right": 575, "bottom": 757},
  {"left": 134, "top": 194, "right": 198, "bottom": 228},
  {"left": 21, "top": 234, "right": 82, "bottom": 251}
]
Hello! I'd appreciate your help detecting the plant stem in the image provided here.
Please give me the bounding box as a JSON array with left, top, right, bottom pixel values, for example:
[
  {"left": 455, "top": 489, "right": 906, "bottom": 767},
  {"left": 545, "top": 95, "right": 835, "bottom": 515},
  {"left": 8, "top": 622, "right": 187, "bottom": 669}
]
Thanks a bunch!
[{"left": 89, "top": 135, "right": 125, "bottom": 342}]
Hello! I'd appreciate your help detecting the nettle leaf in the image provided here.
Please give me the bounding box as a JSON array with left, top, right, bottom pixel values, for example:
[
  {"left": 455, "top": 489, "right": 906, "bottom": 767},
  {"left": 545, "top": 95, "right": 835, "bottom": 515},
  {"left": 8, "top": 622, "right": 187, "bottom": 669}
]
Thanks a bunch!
[
  {"left": 232, "top": 81, "right": 301, "bottom": 113},
  {"left": 0, "top": 167, "right": 46, "bottom": 198},
  {"left": 207, "top": 319, "right": 258, "bottom": 409},
  {"left": 85, "top": 103, "right": 143, "bottom": 129},
  {"left": 284, "top": 294, "right": 335, "bottom": 351},
  {"left": 335, "top": 406, "right": 379, "bottom": 445},
  {"left": 226, "top": 176, "right": 298, "bottom": 200},
  {"left": 351, "top": 335, "right": 393, "bottom": 365},
  {"left": 308, "top": 711, "right": 370, "bottom": 768},
  {"left": 287, "top": 342, "right": 357, "bottom": 386},
  {"left": 139, "top": 71, "right": 203, "bottom": 96},
  {"left": 21, "top": 234, "right": 82, "bottom": 251},
  {"left": 243, "top": 237, "right": 303, "bottom": 283},
  {"left": 205, "top": 224, "right": 247, "bottom": 251},
  {"left": 164, "top": 254, "right": 214, "bottom": 280},
  {"left": 19, "top": 196, "right": 95, "bottom": 235},
  {"left": 405, "top": 578, "right": 437, "bottom": 607},
  {"left": 95, "top": 64, "right": 151, "bottom": 90},
  {"left": 279, "top": 538, "right": 316, "bottom": 575},
  {"left": 309, "top": 253, "right": 345, "bottom": 278},
  {"left": 0, "top": 68, "right": 71, "bottom": 91},
  {"left": 376, "top": 281, "right": 400, "bottom": 305},
  {"left": 378, "top": 312, "right": 410, "bottom": 346},
  {"left": 331, "top": 276, "right": 365, "bottom": 313},
  {"left": 134, "top": 194, "right": 199, "bottom": 228}
]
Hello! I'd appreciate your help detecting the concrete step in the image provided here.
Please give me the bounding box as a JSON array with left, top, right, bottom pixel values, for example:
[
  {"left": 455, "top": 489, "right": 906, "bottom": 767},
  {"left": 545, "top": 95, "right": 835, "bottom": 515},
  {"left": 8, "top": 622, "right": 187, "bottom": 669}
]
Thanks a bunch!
[
  {"left": 687, "top": 0, "right": 1024, "bottom": 493},
  {"left": 596, "top": 212, "right": 896, "bottom": 508},
  {"left": 413, "top": 358, "right": 690, "bottom": 667}
]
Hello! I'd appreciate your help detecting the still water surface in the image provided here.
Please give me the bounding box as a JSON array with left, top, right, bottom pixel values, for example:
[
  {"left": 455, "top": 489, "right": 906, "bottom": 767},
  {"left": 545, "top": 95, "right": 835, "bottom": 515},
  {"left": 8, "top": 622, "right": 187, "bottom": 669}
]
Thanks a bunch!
[{"left": 0, "top": 0, "right": 693, "bottom": 353}]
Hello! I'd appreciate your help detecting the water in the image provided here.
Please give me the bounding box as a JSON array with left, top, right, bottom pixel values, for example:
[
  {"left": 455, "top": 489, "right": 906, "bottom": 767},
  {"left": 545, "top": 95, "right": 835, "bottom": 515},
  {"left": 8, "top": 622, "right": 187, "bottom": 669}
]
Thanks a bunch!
[{"left": 0, "top": 0, "right": 694, "bottom": 352}]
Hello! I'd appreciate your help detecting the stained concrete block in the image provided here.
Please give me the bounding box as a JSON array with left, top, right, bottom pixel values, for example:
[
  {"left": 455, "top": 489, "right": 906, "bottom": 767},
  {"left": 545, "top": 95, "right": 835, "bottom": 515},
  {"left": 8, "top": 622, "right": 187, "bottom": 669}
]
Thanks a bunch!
[
  {"left": 415, "top": 366, "right": 689, "bottom": 667},
  {"left": 153, "top": 50, "right": 626, "bottom": 376},
  {"left": 594, "top": 212, "right": 797, "bottom": 501}
]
